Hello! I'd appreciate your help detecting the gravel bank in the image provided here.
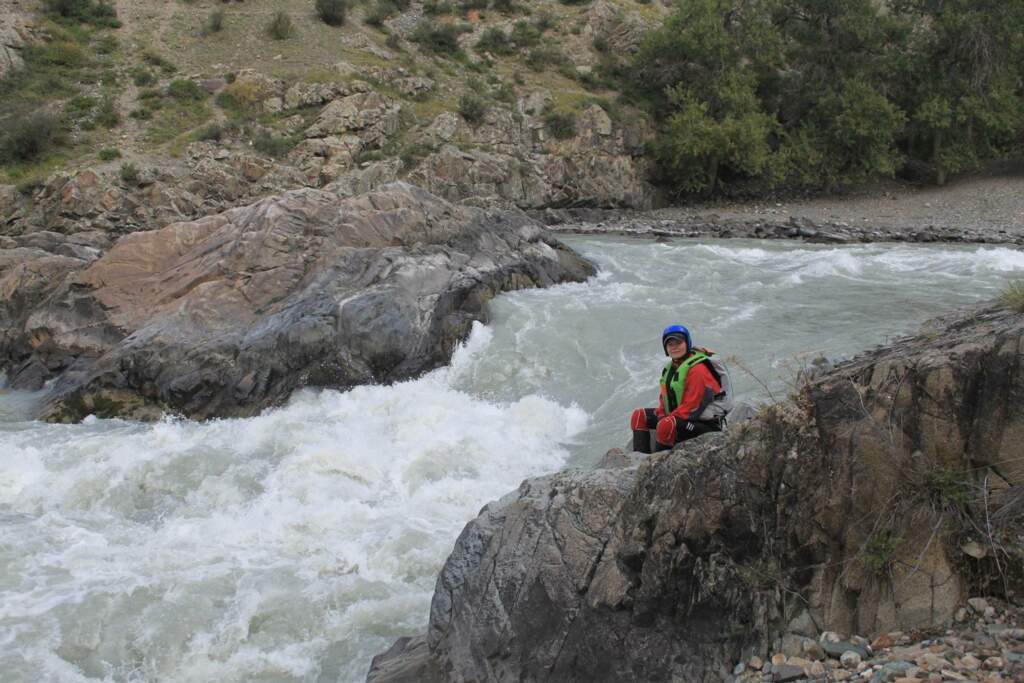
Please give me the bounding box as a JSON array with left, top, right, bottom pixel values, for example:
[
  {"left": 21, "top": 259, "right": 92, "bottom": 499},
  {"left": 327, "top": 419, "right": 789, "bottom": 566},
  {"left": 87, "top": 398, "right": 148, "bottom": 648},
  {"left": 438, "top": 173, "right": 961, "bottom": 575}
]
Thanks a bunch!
[{"left": 537, "top": 163, "right": 1024, "bottom": 245}]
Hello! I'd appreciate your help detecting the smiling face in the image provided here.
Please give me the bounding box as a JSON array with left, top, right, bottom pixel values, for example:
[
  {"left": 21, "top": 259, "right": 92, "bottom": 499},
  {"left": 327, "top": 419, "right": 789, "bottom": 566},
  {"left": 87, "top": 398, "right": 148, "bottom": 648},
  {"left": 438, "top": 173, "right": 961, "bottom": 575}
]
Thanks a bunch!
[{"left": 664, "top": 335, "right": 688, "bottom": 360}]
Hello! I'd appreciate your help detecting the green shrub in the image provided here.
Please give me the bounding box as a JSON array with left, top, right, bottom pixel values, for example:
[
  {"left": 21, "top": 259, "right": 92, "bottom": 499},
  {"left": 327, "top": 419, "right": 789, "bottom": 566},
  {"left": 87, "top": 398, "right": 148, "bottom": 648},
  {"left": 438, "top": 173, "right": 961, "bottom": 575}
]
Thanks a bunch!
[
  {"left": 365, "top": 0, "right": 400, "bottom": 27},
  {"left": 31, "top": 41, "right": 88, "bottom": 67},
  {"left": 129, "top": 108, "right": 153, "bottom": 120},
  {"left": 592, "top": 35, "right": 609, "bottom": 53},
  {"left": 492, "top": 0, "right": 516, "bottom": 14},
  {"left": 98, "top": 147, "right": 121, "bottom": 161},
  {"left": 533, "top": 12, "right": 553, "bottom": 32},
  {"left": 0, "top": 114, "right": 65, "bottom": 163},
  {"left": 458, "top": 93, "right": 487, "bottom": 124},
  {"left": 399, "top": 141, "right": 432, "bottom": 169},
  {"left": 193, "top": 122, "right": 225, "bottom": 141},
  {"left": 544, "top": 108, "right": 576, "bottom": 139},
  {"left": 423, "top": 0, "right": 454, "bottom": 14},
  {"left": 510, "top": 19, "right": 540, "bottom": 47},
  {"left": 42, "top": 0, "right": 120, "bottom": 27},
  {"left": 999, "top": 281, "right": 1024, "bottom": 313},
  {"left": 66, "top": 95, "right": 97, "bottom": 120},
  {"left": 94, "top": 97, "right": 119, "bottom": 128},
  {"left": 524, "top": 46, "right": 567, "bottom": 72},
  {"left": 459, "top": 0, "right": 488, "bottom": 15},
  {"left": 142, "top": 51, "right": 176, "bottom": 75},
  {"left": 267, "top": 11, "right": 293, "bottom": 40},
  {"left": 167, "top": 79, "right": 206, "bottom": 101},
  {"left": 252, "top": 130, "right": 294, "bottom": 157},
  {"left": 119, "top": 162, "right": 140, "bottom": 185},
  {"left": 476, "top": 27, "right": 514, "bottom": 55},
  {"left": 316, "top": 0, "right": 348, "bottom": 25},
  {"left": 202, "top": 9, "right": 225, "bottom": 35},
  {"left": 93, "top": 34, "right": 118, "bottom": 55},
  {"left": 132, "top": 68, "right": 156, "bottom": 87},
  {"left": 410, "top": 21, "right": 466, "bottom": 56}
]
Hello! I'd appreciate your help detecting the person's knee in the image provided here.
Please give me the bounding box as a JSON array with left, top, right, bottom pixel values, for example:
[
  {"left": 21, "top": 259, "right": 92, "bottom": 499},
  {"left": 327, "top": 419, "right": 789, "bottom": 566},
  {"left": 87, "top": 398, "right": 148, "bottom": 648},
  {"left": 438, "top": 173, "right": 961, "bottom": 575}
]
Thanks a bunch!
[
  {"left": 630, "top": 408, "right": 648, "bottom": 431},
  {"left": 655, "top": 416, "right": 679, "bottom": 445}
]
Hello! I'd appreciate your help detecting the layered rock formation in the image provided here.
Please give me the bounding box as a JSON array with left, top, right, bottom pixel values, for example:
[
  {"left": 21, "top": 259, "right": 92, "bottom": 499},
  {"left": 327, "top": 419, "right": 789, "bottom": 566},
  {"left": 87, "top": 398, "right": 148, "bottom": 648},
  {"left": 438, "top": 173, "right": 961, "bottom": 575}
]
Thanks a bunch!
[
  {"left": 0, "top": 182, "right": 594, "bottom": 420},
  {"left": 368, "top": 304, "right": 1024, "bottom": 682}
]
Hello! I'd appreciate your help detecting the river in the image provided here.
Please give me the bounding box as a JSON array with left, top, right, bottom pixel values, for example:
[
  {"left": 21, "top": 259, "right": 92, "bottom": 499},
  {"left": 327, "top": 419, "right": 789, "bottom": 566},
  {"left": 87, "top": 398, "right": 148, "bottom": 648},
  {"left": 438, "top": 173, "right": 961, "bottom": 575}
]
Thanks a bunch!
[{"left": 2, "top": 237, "right": 1022, "bottom": 682}]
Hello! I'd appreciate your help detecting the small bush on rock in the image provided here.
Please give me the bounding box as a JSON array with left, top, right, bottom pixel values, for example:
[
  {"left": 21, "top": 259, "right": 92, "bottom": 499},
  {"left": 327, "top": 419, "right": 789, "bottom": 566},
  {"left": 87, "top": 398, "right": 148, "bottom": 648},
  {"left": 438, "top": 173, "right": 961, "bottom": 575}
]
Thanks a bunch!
[
  {"left": 119, "top": 162, "right": 140, "bottom": 185},
  {"left": 316, "top": 0, "right": 347, "bottom": 26},
  {"left": 252, "top": 130, "right": 295, "bottom": 157},
  {"left": 458, "top": 93, "right": 488, "bottom": 124},
  {"left": 544, "top": 108, "right": 576, "bottom": 139},
  {"left": 98, "top": 147, "right": 121, "bottom": 161}
]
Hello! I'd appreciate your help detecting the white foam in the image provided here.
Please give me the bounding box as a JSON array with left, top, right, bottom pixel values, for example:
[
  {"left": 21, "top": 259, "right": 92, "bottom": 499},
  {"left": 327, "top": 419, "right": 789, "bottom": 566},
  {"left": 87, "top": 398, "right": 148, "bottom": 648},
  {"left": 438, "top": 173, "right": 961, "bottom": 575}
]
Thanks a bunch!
[{"left": 0, "top": 358, "right": 586, "bottom": 682}]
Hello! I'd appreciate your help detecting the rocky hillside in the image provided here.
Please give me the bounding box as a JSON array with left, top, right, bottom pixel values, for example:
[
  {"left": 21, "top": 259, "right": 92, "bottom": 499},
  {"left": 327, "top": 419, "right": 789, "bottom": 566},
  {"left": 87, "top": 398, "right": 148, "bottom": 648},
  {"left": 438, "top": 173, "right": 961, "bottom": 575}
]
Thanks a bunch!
[
  {"left": 1, "top": 0, "right": 662, "bottom": 239},
  {"left": 368, "top": 303, "right": 1024, "bottom": 682}
]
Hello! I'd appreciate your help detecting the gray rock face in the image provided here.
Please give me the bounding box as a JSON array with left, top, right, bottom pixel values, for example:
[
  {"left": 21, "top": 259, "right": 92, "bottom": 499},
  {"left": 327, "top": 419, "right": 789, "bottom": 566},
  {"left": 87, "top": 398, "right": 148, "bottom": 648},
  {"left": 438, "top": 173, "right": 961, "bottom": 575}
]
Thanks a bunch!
[
  {"left": 0, "top": 182, "right": 594, "bottom": 420},
  {"left": 408, "top": 100, "right": 653, "bottom": 210},
  {"left": 0, "top": 12, "right": 27, "bottom": 81},
  {"left": 368, "top": 304, "right": 1024, "bottom": 682}
]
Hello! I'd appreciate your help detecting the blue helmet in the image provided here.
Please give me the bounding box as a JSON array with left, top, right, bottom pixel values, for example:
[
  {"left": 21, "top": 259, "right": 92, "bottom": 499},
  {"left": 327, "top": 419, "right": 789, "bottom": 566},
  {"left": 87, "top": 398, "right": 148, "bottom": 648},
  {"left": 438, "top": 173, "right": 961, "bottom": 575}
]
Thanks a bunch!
[{"left": 661, "top": 324, "right": 692, "bottom": 355}]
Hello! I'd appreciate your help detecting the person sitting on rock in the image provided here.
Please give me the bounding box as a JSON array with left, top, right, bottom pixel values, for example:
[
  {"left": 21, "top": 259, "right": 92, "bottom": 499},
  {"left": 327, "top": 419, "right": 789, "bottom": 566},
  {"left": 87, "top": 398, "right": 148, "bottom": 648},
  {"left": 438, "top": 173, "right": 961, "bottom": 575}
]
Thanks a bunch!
[{"left": 629, "top": 324, "right": 728, "bottom": 454}]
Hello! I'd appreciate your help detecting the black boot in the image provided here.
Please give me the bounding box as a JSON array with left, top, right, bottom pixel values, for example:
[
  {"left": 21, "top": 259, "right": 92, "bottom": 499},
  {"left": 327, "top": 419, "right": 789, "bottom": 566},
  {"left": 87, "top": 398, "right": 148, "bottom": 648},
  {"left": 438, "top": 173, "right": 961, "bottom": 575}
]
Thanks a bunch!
[
  {"left": 654, "top": 440, "right": 672, "bottom": 452},
  {"left": 632, "top": 429, "right": 652, "bottom": 454}
]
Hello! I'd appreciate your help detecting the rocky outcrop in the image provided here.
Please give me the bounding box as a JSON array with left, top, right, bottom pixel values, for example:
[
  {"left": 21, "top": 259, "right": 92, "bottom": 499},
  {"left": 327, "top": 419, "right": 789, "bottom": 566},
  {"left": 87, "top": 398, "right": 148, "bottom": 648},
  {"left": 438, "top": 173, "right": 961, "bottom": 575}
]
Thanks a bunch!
[
  {"left": 409, "top": 101, "right": 652, "bottom": 210},
  {"left": 0, "top": 10, "right": 28, "bottom": 81},
  {"left": 0, "top": 182, "right": 594, "bottom": 420},
  {"left": 368, "top": 304, "right": 1024, "bottom": 682}
]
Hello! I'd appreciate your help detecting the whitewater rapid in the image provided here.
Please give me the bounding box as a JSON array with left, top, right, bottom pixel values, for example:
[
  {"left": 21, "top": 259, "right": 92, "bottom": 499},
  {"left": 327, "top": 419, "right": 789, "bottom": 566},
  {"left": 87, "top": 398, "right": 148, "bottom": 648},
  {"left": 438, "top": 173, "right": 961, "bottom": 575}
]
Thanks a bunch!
[{"left": 1, "top": 237, "right": 1023, "bottom": 682}]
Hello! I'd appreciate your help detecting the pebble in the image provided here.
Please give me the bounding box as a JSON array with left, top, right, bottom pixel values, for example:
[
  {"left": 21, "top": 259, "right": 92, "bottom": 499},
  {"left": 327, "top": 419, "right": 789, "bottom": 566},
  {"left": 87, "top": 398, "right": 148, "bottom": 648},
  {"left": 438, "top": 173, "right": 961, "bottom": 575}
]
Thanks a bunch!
[
  {"left": 983, "top": 657, "right": 1003, "bottom": 670},
  {"left": 969, "top": 598, "right": 992, "bottom": 615},
  {"left": 961, "top": 654, "right": 981, "bottom": 670},
  {"left": 842, "top": 651, "right": 863, "bottom": 669},
  {"left": 732, "top": 598, "right": 1022, "bottom": 683}
]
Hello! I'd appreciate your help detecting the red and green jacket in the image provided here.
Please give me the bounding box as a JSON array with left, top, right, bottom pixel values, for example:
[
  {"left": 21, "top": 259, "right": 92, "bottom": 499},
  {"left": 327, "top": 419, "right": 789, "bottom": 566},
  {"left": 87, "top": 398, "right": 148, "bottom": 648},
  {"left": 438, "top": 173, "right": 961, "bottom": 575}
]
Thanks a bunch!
[{"left": 655, "top": 350, "right": 723, "bottom": 421}]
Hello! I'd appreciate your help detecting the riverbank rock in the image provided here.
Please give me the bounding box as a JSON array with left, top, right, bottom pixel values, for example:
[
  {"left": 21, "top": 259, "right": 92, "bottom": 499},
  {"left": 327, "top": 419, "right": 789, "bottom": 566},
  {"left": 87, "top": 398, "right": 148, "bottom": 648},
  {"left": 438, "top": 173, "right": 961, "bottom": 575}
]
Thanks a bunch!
[
  {"left": 367, "top": 303, "right": 1024, "bottom": 682},
  {"left": 0, "top": 182, "right": 594, "bottom": 420}
]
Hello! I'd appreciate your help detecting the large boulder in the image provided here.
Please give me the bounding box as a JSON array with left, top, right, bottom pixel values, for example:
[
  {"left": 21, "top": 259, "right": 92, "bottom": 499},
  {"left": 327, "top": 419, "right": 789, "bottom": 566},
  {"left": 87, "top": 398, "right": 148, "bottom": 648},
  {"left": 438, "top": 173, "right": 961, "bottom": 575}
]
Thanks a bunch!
[
  {"left": 368, "top": 304, "right": 1024, "bottom": 682},
  {"left": 0, "top": 182, "right": 594, "bottom": 420}
]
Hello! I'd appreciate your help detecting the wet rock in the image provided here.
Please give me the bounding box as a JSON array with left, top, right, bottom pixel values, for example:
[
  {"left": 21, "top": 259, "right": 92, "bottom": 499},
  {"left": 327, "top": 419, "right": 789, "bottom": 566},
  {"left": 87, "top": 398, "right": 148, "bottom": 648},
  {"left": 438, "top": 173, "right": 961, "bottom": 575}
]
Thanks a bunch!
[
  {"left": 841, "top": 651, "right": 863, "bottom": 669},
  {"left": 1, "top": 183, "right": 594, "bottom": 419}
]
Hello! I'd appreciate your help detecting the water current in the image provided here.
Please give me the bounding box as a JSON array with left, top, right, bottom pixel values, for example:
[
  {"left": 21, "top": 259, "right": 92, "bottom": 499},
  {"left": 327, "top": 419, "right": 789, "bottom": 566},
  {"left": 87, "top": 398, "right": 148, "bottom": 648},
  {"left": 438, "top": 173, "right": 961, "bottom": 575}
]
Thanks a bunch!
[{"left": 2, "top": 237, "right": 1023, "bottom": 682}]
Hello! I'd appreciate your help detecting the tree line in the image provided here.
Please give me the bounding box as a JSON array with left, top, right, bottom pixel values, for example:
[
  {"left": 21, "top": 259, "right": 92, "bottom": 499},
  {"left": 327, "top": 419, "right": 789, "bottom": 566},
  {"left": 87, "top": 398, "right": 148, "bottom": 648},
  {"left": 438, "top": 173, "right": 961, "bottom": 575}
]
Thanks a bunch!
[{"left": 615, "top": 0, "right": 1024, "bottom": 197}]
